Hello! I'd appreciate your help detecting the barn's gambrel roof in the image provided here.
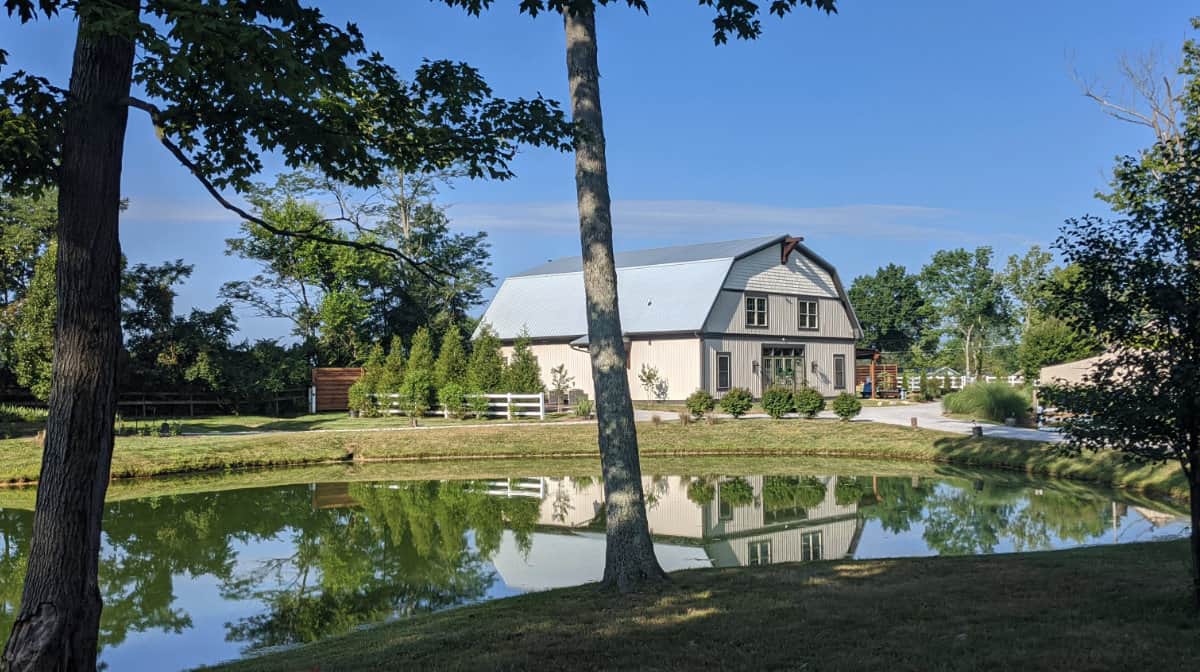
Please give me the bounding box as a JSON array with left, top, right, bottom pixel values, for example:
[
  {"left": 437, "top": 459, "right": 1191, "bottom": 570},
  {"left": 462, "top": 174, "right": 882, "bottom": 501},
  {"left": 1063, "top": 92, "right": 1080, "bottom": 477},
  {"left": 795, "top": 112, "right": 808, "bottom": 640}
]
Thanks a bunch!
[{"left": 479, "top": 235, "right": 861, "bottom": 340}]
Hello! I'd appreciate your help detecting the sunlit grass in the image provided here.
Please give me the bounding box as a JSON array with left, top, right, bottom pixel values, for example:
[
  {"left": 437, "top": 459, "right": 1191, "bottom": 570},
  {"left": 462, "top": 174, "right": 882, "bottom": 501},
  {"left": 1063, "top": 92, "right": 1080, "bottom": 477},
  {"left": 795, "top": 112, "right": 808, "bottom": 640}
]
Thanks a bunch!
[
  {"left": 0, "top": 419, "right": 1186, "bottom": 500},
  {"left": 203, "top": 540, "right": 1199, "bottom": 672}
]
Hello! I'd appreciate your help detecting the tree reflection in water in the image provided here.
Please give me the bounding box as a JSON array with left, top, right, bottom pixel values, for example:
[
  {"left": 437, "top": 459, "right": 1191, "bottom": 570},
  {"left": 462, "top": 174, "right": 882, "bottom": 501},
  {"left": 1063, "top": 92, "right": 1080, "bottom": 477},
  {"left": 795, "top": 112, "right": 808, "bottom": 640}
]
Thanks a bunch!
[{"left": 0, "top": 470, "right": 1179, "bottom": 670}]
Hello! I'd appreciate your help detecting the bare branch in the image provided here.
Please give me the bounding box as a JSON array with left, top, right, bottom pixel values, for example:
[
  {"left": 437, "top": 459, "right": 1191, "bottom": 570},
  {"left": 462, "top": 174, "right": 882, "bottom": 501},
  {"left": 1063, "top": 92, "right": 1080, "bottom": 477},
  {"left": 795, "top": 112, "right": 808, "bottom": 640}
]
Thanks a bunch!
[{"left": 122, "top": 96, "right": 447, "bottom": 284}]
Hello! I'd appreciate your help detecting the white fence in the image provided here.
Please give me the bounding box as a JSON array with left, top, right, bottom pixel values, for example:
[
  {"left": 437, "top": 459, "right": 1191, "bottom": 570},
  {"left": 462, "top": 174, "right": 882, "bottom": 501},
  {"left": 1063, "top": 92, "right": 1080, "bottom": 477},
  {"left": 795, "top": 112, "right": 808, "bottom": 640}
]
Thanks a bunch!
[
  {"left": 902, "top": 374, "right": 1025, "bottom": 392},
  {"left": 369, "top": 392, "right": 546, "bottom": 420}
]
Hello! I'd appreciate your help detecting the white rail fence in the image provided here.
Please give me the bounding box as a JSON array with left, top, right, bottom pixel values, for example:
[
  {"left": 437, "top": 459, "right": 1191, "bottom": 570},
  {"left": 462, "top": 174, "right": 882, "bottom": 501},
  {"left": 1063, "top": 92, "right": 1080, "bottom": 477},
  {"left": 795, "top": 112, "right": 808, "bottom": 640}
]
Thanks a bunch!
[
  {"left": 900, "top": 374, "right": 1025, "bottom": 392},
  {"left": 369, "top": 392, "right": 546, "bottom": 420}
]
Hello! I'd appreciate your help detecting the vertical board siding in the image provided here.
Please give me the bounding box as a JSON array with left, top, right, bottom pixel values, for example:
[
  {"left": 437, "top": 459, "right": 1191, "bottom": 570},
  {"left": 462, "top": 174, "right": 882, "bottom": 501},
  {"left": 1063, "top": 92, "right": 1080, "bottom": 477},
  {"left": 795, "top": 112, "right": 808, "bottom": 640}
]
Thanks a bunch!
[
  {"left": 311, "top": 367, "right": 364, "bottom": 411},
  {"left": 703, "top": 337, "right": 856, "bottom": 397},
  {"left": 723, "top": 245, "right": 839, "bottom": 297},
  {"left": 510, "top": 338, "right": 701, "bottom": 401},
  {"left": 704, "top": 291, "right": 854, "bottom": 339}
]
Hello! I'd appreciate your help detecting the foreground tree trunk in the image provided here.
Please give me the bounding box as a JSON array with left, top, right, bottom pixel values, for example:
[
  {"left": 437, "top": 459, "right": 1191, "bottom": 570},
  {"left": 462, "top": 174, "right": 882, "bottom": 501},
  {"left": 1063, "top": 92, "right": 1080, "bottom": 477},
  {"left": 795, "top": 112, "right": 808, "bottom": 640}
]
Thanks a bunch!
[
  {"left": 2, "top": 3, "right": 136, "bottom": 669},
  {"left": 1190, "top": 450, "right": 1200, "bottom": 611},
  {"left": 563, "top": 5, "right": 666, "bottom": 592}
]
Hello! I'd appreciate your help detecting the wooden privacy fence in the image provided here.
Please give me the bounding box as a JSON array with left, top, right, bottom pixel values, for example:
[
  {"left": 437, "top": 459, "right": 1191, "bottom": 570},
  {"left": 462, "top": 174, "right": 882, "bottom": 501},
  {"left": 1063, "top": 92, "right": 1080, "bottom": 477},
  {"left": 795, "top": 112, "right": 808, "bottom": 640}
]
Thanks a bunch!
[
  {"left": 310, "top": 368, "right": 364, "bottom": 412},
  {"left": 369, "top": 392, "right": 546, "bottom": 420}
]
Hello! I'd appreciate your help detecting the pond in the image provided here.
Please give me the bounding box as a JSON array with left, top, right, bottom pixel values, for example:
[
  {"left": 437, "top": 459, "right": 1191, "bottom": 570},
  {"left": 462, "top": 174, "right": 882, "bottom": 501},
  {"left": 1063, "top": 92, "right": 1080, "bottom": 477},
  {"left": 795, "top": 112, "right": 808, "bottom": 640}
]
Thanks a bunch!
[{"left": 0, "top": 465, "right": 1188, "bottom": 671}]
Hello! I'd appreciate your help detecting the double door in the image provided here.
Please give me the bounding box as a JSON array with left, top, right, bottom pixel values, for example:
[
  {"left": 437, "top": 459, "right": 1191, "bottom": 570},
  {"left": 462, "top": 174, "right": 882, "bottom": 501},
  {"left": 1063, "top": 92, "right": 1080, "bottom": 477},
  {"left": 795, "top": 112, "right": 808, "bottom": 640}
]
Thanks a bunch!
[{"left": 762, "top": 346, "right": 806, "bottom": 390}]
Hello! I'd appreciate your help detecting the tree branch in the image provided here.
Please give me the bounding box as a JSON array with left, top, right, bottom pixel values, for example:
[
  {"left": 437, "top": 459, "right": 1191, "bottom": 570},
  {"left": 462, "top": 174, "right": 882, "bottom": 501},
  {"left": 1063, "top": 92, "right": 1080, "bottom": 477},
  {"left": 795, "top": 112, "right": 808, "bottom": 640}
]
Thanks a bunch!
[{"left": 123, "top": 96, "right": 446, "bottom": 283}]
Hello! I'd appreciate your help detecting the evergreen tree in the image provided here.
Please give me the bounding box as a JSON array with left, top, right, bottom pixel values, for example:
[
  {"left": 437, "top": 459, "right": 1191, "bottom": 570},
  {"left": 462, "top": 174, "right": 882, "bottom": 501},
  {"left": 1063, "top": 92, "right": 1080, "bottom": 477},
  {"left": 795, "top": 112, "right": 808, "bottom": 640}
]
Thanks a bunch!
[
  {"left": 434, "top": 324, "right": 469, "bottom": 388},
  {"left": 402, "top": 327, "right": 436, "bottom": 418},
  {"left": 379, "top": 336, "right": 406, "bottom": 394},
  {"left": 467, "top": 323, "right": 504, "bottom": 393},
  {"left": 503, "top": 327, "right": 544, "bottom": 394}
]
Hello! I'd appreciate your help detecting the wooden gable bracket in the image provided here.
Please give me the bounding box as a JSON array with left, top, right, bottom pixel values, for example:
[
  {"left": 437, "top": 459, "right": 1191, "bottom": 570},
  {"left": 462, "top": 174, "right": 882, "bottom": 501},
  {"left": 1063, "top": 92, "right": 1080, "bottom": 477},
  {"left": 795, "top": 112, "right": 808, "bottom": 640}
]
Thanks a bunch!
[{"left": 781, "top": 236, "right": 804, "bottom": 265}]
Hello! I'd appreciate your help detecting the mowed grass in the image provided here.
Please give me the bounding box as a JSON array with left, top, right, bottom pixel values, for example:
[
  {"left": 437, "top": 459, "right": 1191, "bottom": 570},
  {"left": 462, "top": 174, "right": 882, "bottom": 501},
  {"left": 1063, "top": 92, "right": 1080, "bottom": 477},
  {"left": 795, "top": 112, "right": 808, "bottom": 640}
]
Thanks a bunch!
[
  {"left": 204, "top": 540, "right": 1199, "bottom": 672},
  {"left": 0, "top": 418, "right": 1186, "bottom": 499}
]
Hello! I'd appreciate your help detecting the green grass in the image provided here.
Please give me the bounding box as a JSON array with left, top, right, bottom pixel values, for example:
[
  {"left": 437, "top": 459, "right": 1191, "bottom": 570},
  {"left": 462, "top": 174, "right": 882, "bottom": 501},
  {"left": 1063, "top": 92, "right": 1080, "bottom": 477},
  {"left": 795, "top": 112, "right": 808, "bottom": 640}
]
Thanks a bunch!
[
  {"left": 942, "top": 382, "right": 1033, "bottom": 424},
  {"left": 0, "top": 418, "right": 1186, "bottom": 499},
  {"left": 202, "top": 540, "right": 1199, "bottom": 672},
  {"left": 0, "top": 404, "right": 48, "bottom": 438}
]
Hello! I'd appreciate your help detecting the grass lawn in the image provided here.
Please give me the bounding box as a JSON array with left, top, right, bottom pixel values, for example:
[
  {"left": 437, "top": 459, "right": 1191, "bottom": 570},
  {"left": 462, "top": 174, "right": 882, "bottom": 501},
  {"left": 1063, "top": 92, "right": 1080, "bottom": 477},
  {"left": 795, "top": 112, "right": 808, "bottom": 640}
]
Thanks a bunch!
[
  {"left": 203, "top": 540, "right": 1199, "bottom": 672},
  {"left": 0, "top": 418, "right": 1186, "bottom": 499}
]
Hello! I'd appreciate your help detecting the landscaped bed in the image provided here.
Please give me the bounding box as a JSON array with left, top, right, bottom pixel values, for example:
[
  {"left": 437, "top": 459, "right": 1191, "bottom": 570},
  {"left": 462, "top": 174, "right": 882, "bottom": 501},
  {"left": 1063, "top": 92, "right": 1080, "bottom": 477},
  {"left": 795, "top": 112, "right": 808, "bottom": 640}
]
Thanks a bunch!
[
  {"left": 202, "top": 539, "right": 1198, "bottom": 672},
  {"left": 0, "top": 418, "right": 1186, "bottom": 499}
]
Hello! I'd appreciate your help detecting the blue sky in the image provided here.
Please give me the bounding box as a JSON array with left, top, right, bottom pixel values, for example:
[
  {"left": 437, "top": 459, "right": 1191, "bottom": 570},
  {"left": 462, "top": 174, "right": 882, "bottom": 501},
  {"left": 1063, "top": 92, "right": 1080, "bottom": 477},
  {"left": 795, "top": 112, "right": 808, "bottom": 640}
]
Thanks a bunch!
[{"left": 2, "top": 1, "right": 1193, "bottom": 340}]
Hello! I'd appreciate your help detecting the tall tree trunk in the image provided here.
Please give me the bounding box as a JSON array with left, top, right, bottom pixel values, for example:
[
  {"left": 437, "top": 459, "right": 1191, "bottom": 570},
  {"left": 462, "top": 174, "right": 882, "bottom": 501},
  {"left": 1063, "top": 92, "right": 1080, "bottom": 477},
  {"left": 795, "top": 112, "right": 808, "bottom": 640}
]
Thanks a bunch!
[
  {"left": 1, "top": 3, "right": 136, "bottom": 670},
  {"left": 563, "top": 5, "right": 666, "bottom": 592},
  {"left": 1190, "top": 451, "right": 1200, "bottom": 611}
]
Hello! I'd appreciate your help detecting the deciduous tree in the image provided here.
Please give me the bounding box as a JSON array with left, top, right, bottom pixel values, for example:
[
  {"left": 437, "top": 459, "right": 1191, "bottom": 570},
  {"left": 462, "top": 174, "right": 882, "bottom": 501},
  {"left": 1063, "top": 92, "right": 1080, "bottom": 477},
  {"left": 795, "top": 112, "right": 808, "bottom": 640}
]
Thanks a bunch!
[
  {"left": 1048, "top": 18, "right": 1200, "bottom": 609},
  {"left": 1, "top": 0, "right": 570, "bottom": 665},
  {"left": 920, "top": 248, "right": 1010, "bottom": 377},
  {"left": 847, "top": 263, "right": 929, "bottom": 358},
  {"left": 441, "top": 0, "right": 839, "bottom": 592}
]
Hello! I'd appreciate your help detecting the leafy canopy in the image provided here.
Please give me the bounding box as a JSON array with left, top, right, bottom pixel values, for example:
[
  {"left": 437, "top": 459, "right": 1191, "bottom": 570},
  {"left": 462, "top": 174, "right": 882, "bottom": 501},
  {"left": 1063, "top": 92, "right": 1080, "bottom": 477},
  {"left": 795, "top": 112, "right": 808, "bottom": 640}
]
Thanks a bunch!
[{"left": 436, "top": 1, "right": 836, "bottom": 44}]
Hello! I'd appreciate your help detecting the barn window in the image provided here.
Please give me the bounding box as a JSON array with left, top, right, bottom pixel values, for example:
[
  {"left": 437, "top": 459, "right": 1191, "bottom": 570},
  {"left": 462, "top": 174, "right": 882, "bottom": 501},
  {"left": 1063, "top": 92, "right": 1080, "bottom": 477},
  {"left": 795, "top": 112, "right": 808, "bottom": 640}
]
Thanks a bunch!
[
  {"left": 797, "top": 299, "right": 819, "bottom": 330},
  {"left": 745, "top": 294, "right": 768, "bottom": 328},
  {"left": 716, "top": 352, "right": 731, "bottom": 391},
  {"left": 833, "top": 354, "right": 846, "bottom": 390}
]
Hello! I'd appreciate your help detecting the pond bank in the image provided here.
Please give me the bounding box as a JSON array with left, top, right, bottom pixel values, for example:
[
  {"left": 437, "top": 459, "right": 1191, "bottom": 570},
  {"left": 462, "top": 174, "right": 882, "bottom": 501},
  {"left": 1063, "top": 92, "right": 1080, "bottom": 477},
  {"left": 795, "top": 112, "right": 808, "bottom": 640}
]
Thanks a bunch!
[
  {"left": 0, "top": 420, "right": 1186, "bottom": 500},
  {"left": 203, "top": 540, "right": 1198, "bottom": 672}
]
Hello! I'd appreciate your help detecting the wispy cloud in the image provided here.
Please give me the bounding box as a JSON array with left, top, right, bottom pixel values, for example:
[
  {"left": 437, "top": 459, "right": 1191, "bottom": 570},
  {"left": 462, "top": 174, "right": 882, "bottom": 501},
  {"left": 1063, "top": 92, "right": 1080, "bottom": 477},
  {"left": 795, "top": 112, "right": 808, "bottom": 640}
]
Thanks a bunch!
[{"left": 446, "top": 199, "right": 1032, "bottom": 245}]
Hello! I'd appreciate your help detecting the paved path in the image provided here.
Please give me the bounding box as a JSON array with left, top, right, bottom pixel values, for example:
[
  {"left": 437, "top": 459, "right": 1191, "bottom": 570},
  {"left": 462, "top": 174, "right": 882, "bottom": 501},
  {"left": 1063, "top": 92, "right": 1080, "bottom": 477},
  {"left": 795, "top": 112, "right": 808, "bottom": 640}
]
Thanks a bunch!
[{"left": 634, "top": 402, "right": 1062, "bottom": 443}]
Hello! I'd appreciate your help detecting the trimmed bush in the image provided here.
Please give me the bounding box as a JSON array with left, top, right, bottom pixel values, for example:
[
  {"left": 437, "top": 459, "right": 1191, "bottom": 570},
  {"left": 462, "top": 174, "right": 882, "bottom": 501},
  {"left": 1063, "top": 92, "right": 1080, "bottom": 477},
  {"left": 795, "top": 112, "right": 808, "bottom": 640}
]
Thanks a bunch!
[
  {"left": 761, "top": 386, "right": 795, "bottom": 419},
  {"left": 942, "top": 382, "right": 1031, "bottom": 424},
  {"left": 468, "top": 389, "right": 491, "bottom": 419},
  {"left": 832, "top": 392, "right": 862, "bottom": 421},
  {"left": 718, "top": 387, "right": 753, "bottom": 418},
  {"left": 438, "top": 382, "right": 466, "bottom": 418},
  {"left": 685, "top": 390, "right": 715, "bottom": 419},
  {"left": 793, "top": 386, "right": 826, "bottom": 418},
  {"left": 686, "top": 478, "right": 715, "bottom": 505},
  {"left": 719, "top": 477, "right": 755, "bottom": 506}
]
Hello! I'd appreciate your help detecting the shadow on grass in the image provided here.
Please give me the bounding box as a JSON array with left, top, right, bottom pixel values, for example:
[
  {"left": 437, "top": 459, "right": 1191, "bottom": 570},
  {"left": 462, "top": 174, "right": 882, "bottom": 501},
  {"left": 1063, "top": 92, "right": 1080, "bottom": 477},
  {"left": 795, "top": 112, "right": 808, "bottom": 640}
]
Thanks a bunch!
[{"left": 207, "top": 540, "right": 1198, "bottom": 672}]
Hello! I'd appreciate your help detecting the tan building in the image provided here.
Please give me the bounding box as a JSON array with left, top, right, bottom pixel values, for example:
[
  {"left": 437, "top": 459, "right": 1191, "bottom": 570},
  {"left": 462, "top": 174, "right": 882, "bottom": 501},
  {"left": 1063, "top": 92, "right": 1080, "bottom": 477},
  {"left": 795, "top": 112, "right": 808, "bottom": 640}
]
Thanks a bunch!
[{"left": 480, "top": 235, "right": 862, "bottom": 400}]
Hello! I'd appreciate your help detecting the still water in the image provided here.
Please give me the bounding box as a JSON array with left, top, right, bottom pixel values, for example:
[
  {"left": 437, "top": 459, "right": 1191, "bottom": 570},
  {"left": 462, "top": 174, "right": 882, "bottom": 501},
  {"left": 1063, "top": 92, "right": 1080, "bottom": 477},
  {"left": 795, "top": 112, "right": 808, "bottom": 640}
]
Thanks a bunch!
[{"left": 0, "top": 469, "right": 1188, "bottom": 670}]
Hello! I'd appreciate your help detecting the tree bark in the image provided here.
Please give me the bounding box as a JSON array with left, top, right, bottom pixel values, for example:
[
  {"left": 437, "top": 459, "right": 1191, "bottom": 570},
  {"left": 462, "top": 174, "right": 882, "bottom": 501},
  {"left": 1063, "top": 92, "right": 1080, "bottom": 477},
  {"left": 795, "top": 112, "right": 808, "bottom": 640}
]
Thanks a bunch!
[
  {"left": 563, "top": 5, "right": 666, "bottom": 592},
  {"left": 1190, "top": 451, "right": 1200, "bottom": 611},
  {"left": 1, "top": 2, "right": 137, "bottom": 670}
]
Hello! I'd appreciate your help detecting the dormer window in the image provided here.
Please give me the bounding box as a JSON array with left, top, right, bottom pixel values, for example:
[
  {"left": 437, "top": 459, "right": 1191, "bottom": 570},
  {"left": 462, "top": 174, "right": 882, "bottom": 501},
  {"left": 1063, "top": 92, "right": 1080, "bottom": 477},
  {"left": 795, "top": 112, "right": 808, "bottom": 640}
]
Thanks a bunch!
[{"left": 745, "top": 294, "right": 768, "bottom": 328}]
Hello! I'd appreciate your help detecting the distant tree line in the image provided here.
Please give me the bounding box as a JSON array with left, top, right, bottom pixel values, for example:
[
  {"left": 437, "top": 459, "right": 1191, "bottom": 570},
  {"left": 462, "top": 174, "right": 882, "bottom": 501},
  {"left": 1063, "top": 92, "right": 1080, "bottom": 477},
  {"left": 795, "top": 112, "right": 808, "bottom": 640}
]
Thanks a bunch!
[
  {"left": 0, "top": 170, "right": 496, "bottom": 413},
  {"left": 847, "top": 244, "right": 1100, "bottom": 381}
]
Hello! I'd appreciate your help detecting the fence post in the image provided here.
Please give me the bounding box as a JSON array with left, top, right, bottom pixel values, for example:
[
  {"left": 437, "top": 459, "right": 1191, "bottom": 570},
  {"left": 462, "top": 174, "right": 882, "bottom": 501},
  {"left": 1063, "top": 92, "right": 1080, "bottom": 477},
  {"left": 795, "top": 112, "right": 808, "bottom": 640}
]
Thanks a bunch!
[
  {"left": 538, "top": 392, "right": 545, "bottom": 421},
  {"left": 506, "top": 392, "right": 513, "bottom": 420}
]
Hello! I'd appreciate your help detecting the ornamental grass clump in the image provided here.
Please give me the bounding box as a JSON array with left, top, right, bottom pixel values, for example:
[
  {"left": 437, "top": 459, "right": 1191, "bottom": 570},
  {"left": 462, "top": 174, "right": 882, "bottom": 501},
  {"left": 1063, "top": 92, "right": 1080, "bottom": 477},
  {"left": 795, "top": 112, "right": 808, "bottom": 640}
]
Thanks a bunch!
[{"left": 942, "top": 382, "right": 1030, "bottom": 424}]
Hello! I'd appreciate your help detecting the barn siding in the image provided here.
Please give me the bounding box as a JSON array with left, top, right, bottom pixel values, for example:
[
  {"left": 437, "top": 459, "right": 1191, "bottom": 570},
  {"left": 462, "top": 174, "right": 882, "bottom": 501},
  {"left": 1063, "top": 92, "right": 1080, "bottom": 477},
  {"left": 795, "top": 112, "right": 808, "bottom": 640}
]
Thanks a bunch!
[
  {"left": 703, "top": 337, "right": 855, "bottom": 397},
  {"left": 502, "top": 337, "right": 702, "bottom": 401},
  {"left": 723, "top": 245, "right": 840, "bottom": 297},
  {"left": 704, "top": 291, "right": 855, "bottom": 339}
]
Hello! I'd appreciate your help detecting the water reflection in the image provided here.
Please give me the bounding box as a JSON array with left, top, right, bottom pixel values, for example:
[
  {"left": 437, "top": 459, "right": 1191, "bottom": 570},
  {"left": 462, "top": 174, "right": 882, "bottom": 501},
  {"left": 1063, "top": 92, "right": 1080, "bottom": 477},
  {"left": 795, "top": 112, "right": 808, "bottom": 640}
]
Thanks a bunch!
[{"left": 0, "top": 472, "right": 1187, "bottom": 671}]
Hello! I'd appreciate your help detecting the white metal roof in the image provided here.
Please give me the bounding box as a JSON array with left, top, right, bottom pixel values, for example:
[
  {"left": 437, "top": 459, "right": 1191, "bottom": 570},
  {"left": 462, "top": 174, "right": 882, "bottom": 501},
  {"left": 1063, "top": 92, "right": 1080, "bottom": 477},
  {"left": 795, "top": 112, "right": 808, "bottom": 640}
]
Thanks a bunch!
[{"left": 479, "top": 235, "right": 858, "bottom": 340}]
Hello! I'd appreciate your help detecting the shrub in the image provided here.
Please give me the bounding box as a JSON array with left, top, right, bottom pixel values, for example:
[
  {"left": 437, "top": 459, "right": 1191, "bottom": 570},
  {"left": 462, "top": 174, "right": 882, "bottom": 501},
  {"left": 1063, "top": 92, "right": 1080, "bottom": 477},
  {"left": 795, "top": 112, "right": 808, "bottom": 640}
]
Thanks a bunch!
[
  {"left": 761, "top": 386, "right": 795, "bottom": 419},
  {"left": 942, "top": 382, "right": 1030, "bottom": 423},
  {"left": 832, "top": 392, "right": 862, "bottom": 421},
  {"left": 468, "top": 389, "right": 492, "bottom": 419},
  {"left": 439, "top": 382, "right": 466, "bottom": 418},
  {"left": 685, "top": 390, "right": 715, "bottom": 419},
  {"left": 835, "top": 476, "right": 871, "bottom": 505},
  {"left": 763, "top": 476, "right": 827, "bottom": 510},
  {"left": 686, "top": 478, "right": 714, "bottom": 505},
  {"left": 0, "top": 404, "right": 48, "bottom": 424},
  {"left": 718, "top": 387, "right": 753, "bottom": 418},
  {"left": 792, "top": 386, "right": 826, "bottom": 418},
  {"left": 574, "top": 398, "right": 594, "bottom": 418},
  {"left": 719, "top": 477, "right": 755, "bottom": 506},
  {"left": 503, "top": 326, "right": 544, "bottom": 394}
]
